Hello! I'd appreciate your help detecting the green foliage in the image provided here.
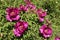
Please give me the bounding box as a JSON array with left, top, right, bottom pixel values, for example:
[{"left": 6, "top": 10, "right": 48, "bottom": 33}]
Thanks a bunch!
[{"left": 0, "top": 0, "right": 60, "bottom": 40}]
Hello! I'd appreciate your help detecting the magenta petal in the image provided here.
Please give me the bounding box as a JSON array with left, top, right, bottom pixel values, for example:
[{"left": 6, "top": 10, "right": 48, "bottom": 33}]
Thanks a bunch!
[
  {"left": 19, "top": 5, "right": 28, "bottom": 11},
  {"left": 37, "top": 8, "right": 43, "bottom": 14},
  {"left": 43, "top": 34, "right": 51, "bottom": 38},
  {"left": 39, "top": 24, "right": 47, "bottom": 33},
  {"left": 44, "top": 29, "right": 52, "bottom": 35},
  {"left": 6, "top": 7, "right": 12, "bottom": 14},
  {"left": 6, "top": 7, "right": 19, "bottom": 14},
  {"left": 39, "top": 11, "right": 47, "bottom": 17},
  {"left": 11, "top": 15, "right": 20, "bottom": 20},
  {"left": 42, "top": 12, "right": 47, "bottom": 17},
  {"left": 13, "top": 8, "right": 19, "bottom": 14},
  {"left": 18, "top": 27, "right": 24, "bottom": 34},
  {"left": 6, "top": 15, "right": 12, "bottom": 21},
  {"left": 39, "top": 17, "right": 44, "bottom": 22},
  {"left": 40, "top": 28, "right": 44, "bottom": 33},
  {"left": 24, "top": 6, "right": 28, "bottom": 11},
  {"left": 55, "top": 37, "right": 60, "bottom": 40},
  {"left": 26, "top": 3, "right": 36, "bottom": 10},
  {"left": 29, "top": 4, "right": 36, "bottom": 10},
  {"left": 13, "top": 29, "right": 21, "bottom": 37},
  {"left": 23, "top": 22, "right": 28, "bottom": 29}
]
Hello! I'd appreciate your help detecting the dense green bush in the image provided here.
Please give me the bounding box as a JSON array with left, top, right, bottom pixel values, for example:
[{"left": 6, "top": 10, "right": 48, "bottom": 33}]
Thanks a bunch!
[{"left": 0, "top": 0, "right": 60, "bottom": 40}]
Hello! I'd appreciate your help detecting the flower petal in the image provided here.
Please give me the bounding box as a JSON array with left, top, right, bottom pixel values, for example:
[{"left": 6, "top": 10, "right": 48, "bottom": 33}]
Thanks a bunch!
[
  {"left": 43, "top": 34, "right": 51, "bottom": 38},
  {"left": 39, "top": 24, "right": 47, "bottom": 33},
  {"left": 23, "top": 22, "right": 28, "bottom": 30},
  {"left": 55, "top": 37, "right": 60, "bottom": 40},
  {"left": 39, "top": 17, "right": 44, "bottom": 22},
  {"left": 6, "top": 15, "right": 12, "bottom": 21},
  {"left": 11, "top": 15, "right": 20, "bottom": 20},
  {"left": 13, "top": 29, "right": 21, "bottom": 37}
]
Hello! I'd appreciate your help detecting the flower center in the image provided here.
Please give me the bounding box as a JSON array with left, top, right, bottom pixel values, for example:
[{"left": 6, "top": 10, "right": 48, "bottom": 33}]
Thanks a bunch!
[
  {"left": 10, "top": 12, "right": 16, "bottom": 17},
  {"left": 20, "top": 26, "right": 23, "bottom": 30},
  {"left": 44, "top": 29, "right": 48, "bottom": 33},
  {"left": 44, "top": 28, "right": 52, "bottom": 35},
  {"left": 39, "top": 11, "right": 43, "bottom": 15}
]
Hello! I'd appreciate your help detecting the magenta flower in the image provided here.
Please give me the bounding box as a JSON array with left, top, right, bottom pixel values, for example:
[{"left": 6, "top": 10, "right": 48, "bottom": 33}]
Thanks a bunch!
[
  {"left": 39, "top": 24, "right": 52, "bottom": 38},
  {"left": 26, "top": 3, "right": 36, "bottom": 10},
  {"left": 19, "top": 5, "right": 28, "bottom": 12},
  {"left": 55, "top": 37, "right": 60, "bottom": 40},
  {"left": 37, "top": 9, "right": 47, "bottom": 22},
  {"left": 13, "top": 21, "right": 28, "bottom": 37},
  {"left": 6, "top": 7, "right": 20, "bottom": 21},
  {"left": 24, "top": 0, "right": 36, "bottom": 10}
]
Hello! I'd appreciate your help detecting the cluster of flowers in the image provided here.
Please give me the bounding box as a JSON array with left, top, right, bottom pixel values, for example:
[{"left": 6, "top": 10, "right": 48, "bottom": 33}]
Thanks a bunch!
[
  {"left": 5, "top": 0, "right": 60, "bottom": 40},
  {"left": 6, "top": 7, "right": 28, "bottom": 37}
]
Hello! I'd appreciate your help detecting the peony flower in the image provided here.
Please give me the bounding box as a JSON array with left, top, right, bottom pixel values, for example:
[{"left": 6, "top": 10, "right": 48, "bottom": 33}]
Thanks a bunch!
[
  {"left": 13, "top": 21, "right": 28, "bottom": 37},
  {"left": 24, "top": 0, "right": 36, "bottom": 10},
  {"left": 37, "top": 9, "right": 47, "bottom": 22},
  {"left": 19, "top": 5, "right": 28, "bottom": 12},
  {"left": 6, "top": 7, "right": 20, "bottom": 21},
  {"left": 26, "top": 3, "right": 36, "bottom": 10},
  {"left": 55, "top": 37, "right": 60, "bottom": 40},
  {"left": 39, "top": 24, "right": 52, "bottom": 38}
]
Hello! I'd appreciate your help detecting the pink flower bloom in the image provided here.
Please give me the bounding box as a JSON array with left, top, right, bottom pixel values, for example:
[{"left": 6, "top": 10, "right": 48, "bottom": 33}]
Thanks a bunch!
[
  {"left": 55, "top": 37, "right": 60, "bottom": 40},
  {"left": 13, "top": 21, "right": 28, "bottom": 37},
  {"left": 26, "top": 3, "right": 36, "bottom": 10},
  {"left": 39, "top": 24, "right": 52, "bottom": 38},
  {"left": 19, "top": 5, "right": 28, "bottom": 12},
  {"left": 6, "top": 7, "right": 20, "bottom": 21},
  {"left": 37, "top": 9, "right": 47, "bottom": 22}
]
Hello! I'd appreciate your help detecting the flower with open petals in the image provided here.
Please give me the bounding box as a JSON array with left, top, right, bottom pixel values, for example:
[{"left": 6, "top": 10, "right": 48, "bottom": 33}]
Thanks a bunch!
[
  {"left": 13, "top": 21, "right": 28, "bottom": 37},
  {"left": 55, "top": 37, "right": 60, "bottom": 40},
  {"left": 26, "top": 3, "right": 36, "bottom": 10},
  {"left": 6, "top": 7, "right": 20, "bottom": 21},
  {"left": 37, "top": 9, "right": 47, "bottom": 22},
  {"left": 19, "top": 5, "right": 28, "bottom": 12},
  {"left": 39, "top": 24, "right": 52, "bottom": 38}
]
